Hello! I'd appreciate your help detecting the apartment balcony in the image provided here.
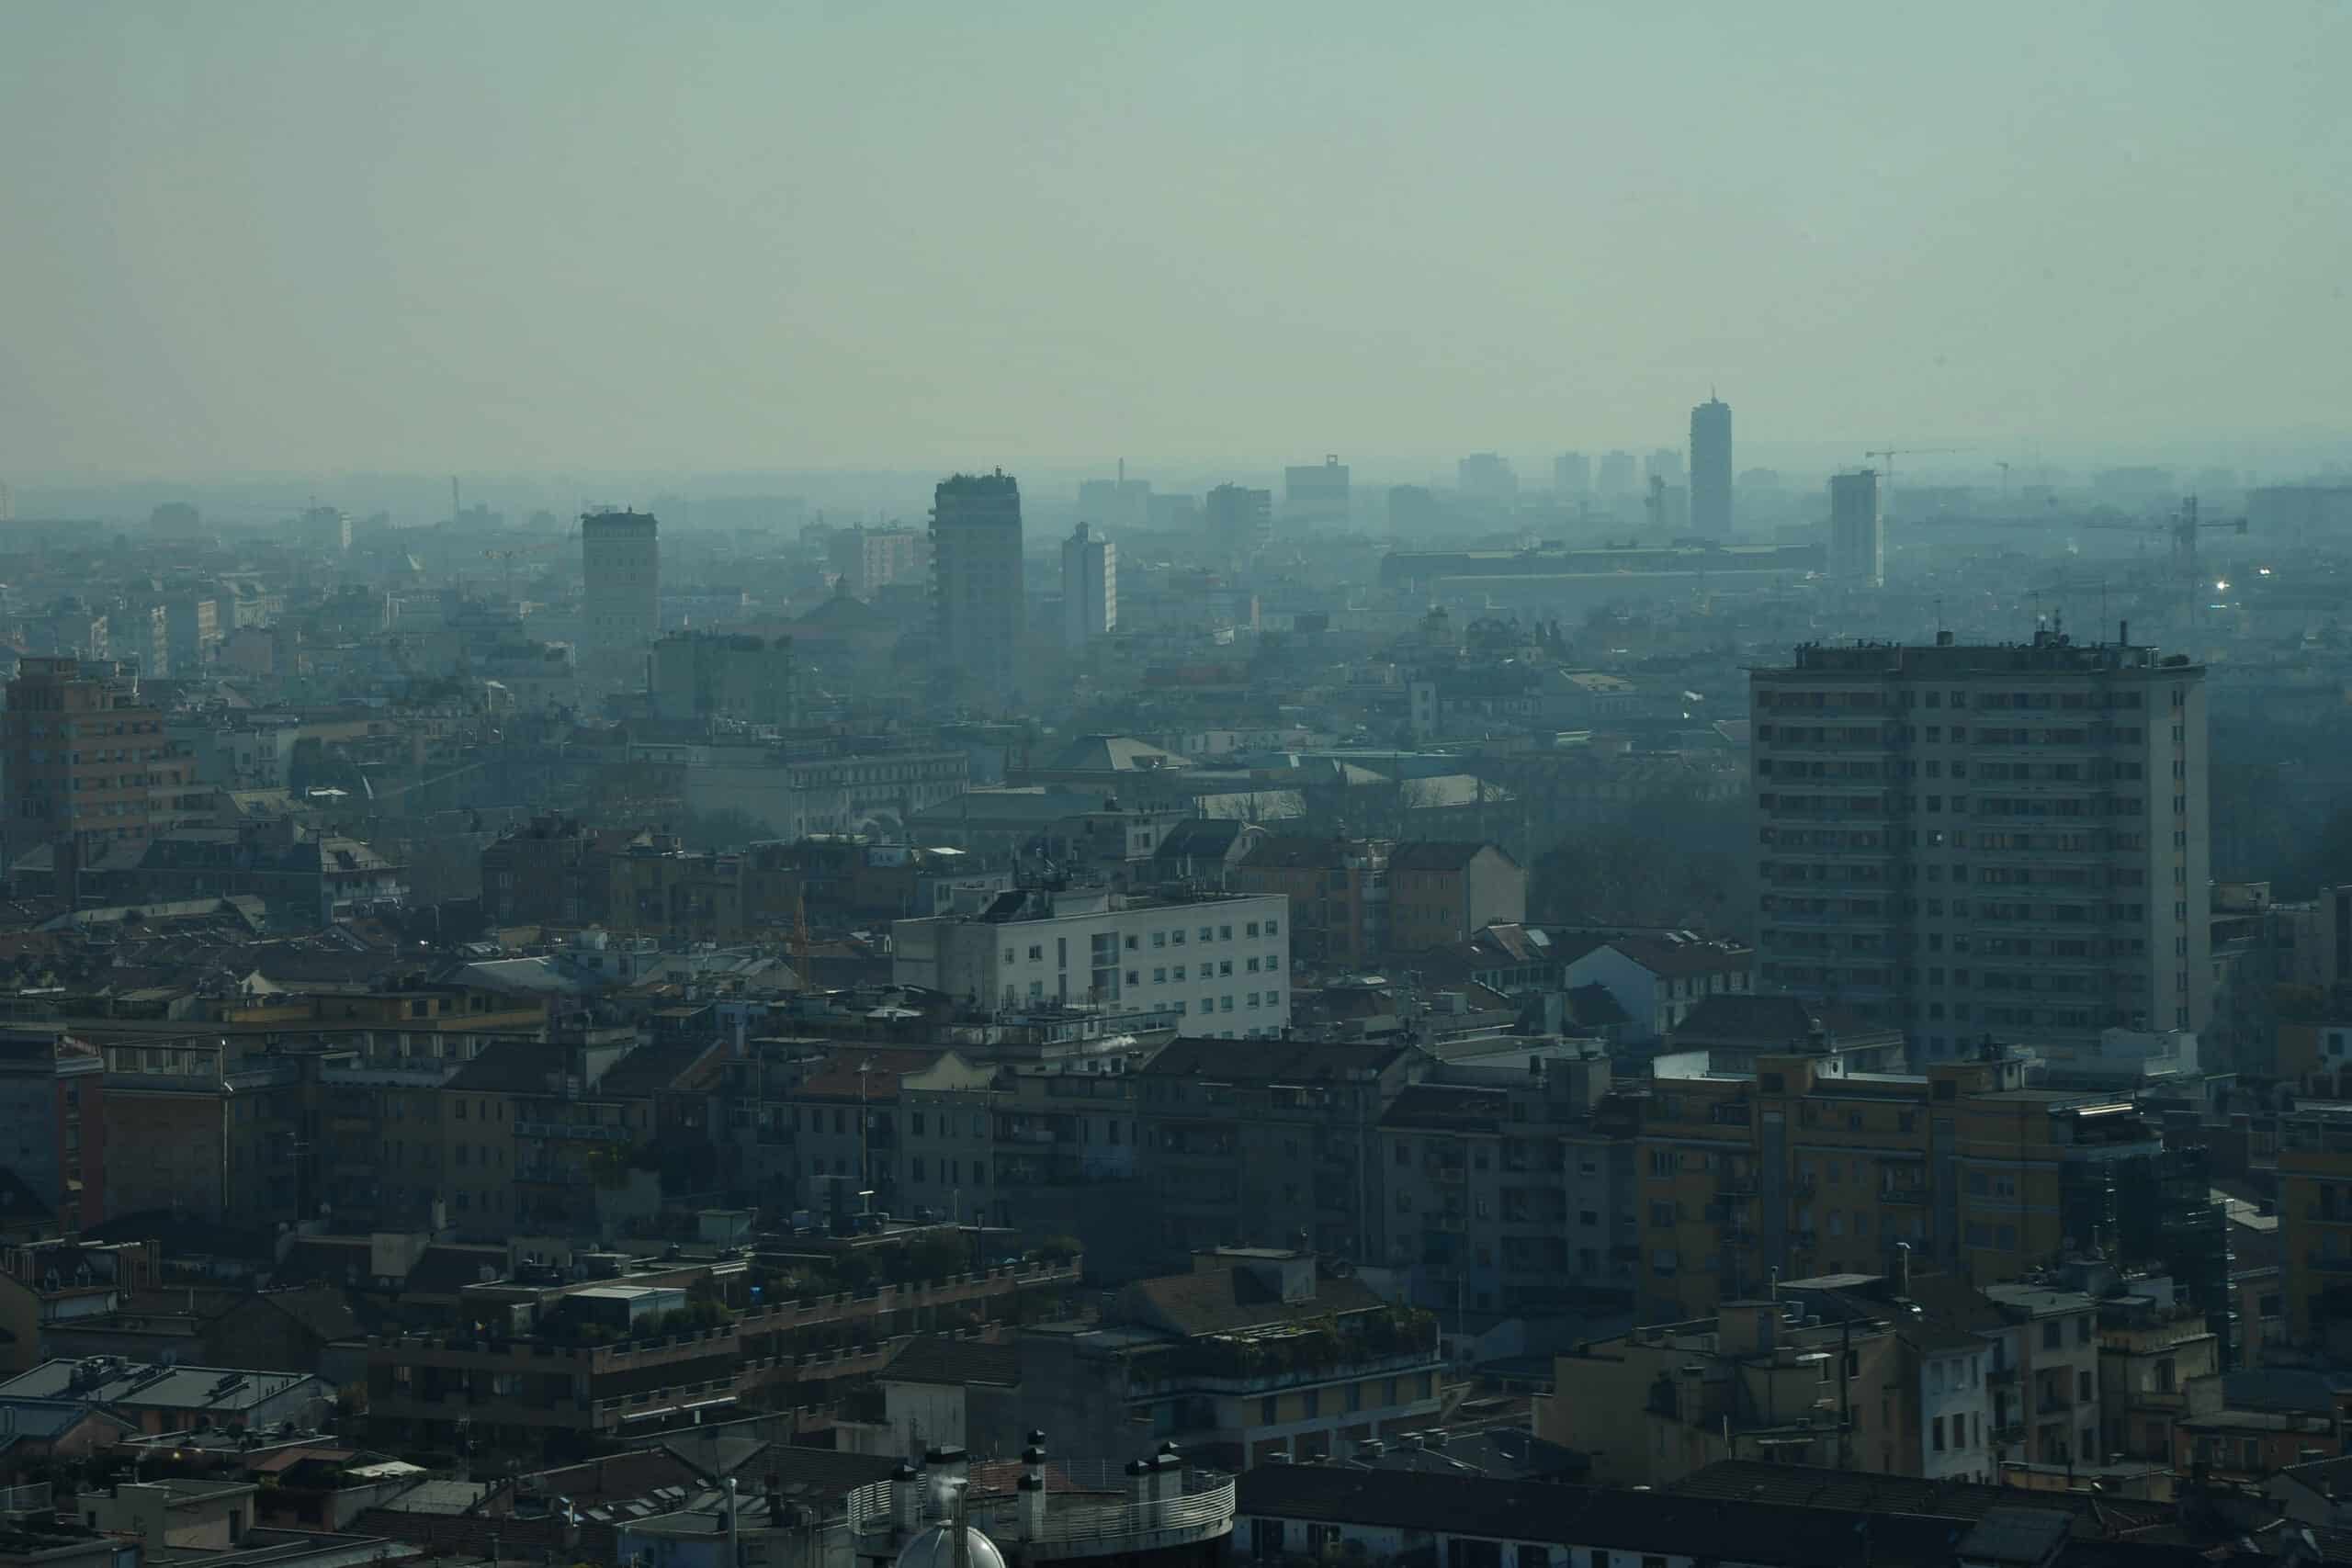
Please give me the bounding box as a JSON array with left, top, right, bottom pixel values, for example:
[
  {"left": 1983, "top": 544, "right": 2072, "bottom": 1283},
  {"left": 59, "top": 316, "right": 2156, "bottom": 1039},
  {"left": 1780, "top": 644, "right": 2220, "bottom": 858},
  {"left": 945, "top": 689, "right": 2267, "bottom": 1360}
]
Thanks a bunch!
[
  {"left": 1879, "top": 1187, "right": 1927, "bottom": 1205},
  {"left": 1991, "top": 1422, "right": 2027, "bottom": 1445},
  {"left": 515, "top": 1120, "right": 632, "bottom": 1144},
  {"left": 1987, "top": 1365, "right": 2018, "bottom": 1386}
]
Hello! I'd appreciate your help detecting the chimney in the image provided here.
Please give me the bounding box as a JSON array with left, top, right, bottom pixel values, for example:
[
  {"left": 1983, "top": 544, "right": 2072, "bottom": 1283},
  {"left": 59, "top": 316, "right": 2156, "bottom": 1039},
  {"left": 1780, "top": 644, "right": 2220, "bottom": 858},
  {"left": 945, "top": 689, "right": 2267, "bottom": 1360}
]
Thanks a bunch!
[
  {"left": 1017, "top": 1431, "right": 1046, "bottom": 1539},
  {"left": 926, "top": 1447, "right": 968, "bottom": 1517},
  {"left": 1152, "top": 1441, "right": 1183, "bottom": 1506},
  {"left": 1125, "top": 1458, "right": 1152, "bottom": 1512},
  {"left": 892, "top": 1461, "right": 922, "bottom": 1530},
  {"left": 2120, "top": 619, "right": 2129, "bottom": 647},
  {"left": 1894, "top": 1240, "right": 1913, "bottom": 1298}
]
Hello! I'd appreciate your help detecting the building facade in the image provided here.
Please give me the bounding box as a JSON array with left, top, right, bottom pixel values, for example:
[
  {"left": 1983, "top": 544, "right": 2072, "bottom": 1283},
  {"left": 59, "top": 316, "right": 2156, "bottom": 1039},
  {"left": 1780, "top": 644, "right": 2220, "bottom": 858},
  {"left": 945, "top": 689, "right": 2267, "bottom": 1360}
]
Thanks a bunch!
[
  {"left": 931, "top": 471, "right": 1025, "bottom": 710},
  {"left": 650, "top": 632, "right": 797, "bottom": 728},
  {"left": 1752, "top": 630, "right": 2211, "bottom": 1056},
  {"left": 892, "top": 888, "right": 1291, "bottom": 1038},
  {"left": 3, "top": 657, "right": 200, "bottom": 867},
  {"left": 1690, "top": 397, "right": 1732, "bottom": 538},
  {"left": 1060, "top": 523, "right": 1116, "bottom": 650},
  {"left": 1828, "top": 469, "right": 1883, "bottom": 585},
  {"left": 581, "top": 509, "right": 661, "bottom": 691}
]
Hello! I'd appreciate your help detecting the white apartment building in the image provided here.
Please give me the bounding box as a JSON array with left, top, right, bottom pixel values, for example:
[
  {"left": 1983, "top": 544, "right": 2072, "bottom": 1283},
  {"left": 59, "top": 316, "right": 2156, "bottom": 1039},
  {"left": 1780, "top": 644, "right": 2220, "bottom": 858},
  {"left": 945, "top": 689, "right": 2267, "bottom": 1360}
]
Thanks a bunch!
[
  {"left": 892, "top": 886, "right": 1291, "bottom": 1037},
  {"left": 1060, "top": 522, "right": 1116, "bottom": 649},
  {"left": 1751, "top": 627, "right": 2210, "bottom": 1063}
]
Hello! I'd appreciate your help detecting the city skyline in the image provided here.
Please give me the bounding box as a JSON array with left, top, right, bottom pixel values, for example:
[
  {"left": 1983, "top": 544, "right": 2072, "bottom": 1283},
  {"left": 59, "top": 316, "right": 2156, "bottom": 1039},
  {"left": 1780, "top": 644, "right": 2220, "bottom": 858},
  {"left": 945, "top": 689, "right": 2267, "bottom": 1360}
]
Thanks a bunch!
[{"left": 3, "top": 2, "right": 2345, "bottom": 479}]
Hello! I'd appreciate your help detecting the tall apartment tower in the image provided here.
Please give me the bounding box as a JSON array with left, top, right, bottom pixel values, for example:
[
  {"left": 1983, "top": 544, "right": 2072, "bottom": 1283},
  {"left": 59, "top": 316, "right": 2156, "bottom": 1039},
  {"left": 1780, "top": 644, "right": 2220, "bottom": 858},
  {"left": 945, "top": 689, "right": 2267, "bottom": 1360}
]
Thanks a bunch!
[
  {"left": 1554, "top": 451, "right": 1592, "bottom": 497},
  {"left": 1283, "top": 455, "right": 1351, "bottom": 528},
  {"left": 1751, "top": 628, "right": 2211, "bottom": 1063},
  {"left": 1829, "top": 469, "right": 1884, "bottom": 586},
  {"left": 3, "top": 658, "right": 198, "bottom": 868},
  {"left": 1597, "top": 450, "right": 1637, "bottom": 497},
  {"left": 581, "top": 508, "right": 661, "bottom": 690},
  {"left": 1204, "top": 482, "right": 1272, "bottom": 561},
  {"left": 1059, "top": 522, "right": 1116, "bottom": 650},
  {"left": 931, "top": 470, "right": 1025, "bottom": 706},
  {"left": 1690, "top": 397, "right": 1732, "bottom": 536}
]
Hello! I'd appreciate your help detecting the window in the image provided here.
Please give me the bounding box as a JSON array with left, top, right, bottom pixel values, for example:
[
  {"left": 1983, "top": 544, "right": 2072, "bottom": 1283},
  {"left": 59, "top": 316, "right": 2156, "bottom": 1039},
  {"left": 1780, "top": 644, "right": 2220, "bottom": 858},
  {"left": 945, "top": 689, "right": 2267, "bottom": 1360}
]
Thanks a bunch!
[
  {"left": 2042, "top": 1320, "right": 2061, "bottom": 1349},
  {"left": 1260, "top": 1396, "right": 1277, "bottom": 1425},
  {"left": 1931, "top": 1416, "right": 1945, "bottom": 1451}
]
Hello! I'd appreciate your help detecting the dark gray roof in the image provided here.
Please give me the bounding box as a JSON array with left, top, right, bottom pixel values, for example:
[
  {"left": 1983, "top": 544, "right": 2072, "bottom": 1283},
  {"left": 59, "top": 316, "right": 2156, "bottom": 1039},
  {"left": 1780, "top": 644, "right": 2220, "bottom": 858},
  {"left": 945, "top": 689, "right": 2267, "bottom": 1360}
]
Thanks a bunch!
[{"left": 881, "top": 1336, "right": 1019, "bottom": 1387}]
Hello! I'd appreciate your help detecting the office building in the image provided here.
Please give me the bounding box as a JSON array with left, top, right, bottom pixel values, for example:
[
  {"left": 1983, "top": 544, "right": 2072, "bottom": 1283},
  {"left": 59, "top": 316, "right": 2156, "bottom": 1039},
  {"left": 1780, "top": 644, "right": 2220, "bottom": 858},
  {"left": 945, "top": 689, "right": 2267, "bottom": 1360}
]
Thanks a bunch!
[
  {"left": 1204, "top": 482, "right": 1272, "bottom": 561},
  {"left": 3, "top": 658, "right": 199, "bottom": 866},
  {"left": 1690, "top": 397, "right": 1732, "bottom": 536},
  {"left": 1597, "top": 450, "right": 1637, "bottom": 497},
  {"left": 931, "top": 470, "right": 1025, "bottom": 707},
  {"left": 1283, "top": 455, "right": 1351, "bottom": 527},
  {"left": 649, "top": 631, "right": 796, "bottom": 728},
  {"left": 1751, "top": 629, "right": 2211, "bottom": 1058},
  {"left": 1829, "top": 468, "right": 1884, "bottom": 585},
  {"left": 1457, "top": 453, "right": 1517, "bottom": 502},
  {"left": 1059, "top": 522, "right": 1116, "bottom": 650},
  {"left": 580, "top": 508, "right": 661, "bottom": 691},
  {"left": 1645, "top": 447, "right": 1684, "bottom": 488},
  {"left": 2248, "top": 483, "right": 2352, "bottom": 544},
  {"left": 1553, "top": 451, "right": 1591, "bottom": 497}
]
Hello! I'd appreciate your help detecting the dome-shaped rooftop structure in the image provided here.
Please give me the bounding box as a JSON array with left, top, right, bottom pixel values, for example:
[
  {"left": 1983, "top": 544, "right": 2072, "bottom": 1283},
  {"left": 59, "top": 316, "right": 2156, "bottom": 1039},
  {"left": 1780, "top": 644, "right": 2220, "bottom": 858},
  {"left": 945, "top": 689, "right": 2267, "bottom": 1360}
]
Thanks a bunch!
[{"left": 894, "top": 1523, "right": 1005, "bottom": 1568}]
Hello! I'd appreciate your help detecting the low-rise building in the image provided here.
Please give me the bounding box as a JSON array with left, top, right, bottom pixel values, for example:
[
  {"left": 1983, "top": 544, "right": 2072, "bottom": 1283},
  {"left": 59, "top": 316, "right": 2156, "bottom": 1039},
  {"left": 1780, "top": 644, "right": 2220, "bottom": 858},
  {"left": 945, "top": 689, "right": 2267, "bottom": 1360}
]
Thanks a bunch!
[
  {"left": 1384, "top": 842, "right": 1523, "bottom": 955},
  {"left": 893, "top": 887, "right": 1291, "bottom": 1038}
]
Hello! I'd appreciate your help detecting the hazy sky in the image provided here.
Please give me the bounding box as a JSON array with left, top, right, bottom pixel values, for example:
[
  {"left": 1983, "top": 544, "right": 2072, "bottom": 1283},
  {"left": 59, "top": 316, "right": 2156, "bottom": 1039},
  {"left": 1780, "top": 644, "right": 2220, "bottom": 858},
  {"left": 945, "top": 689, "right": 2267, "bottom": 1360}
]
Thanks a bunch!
[{"left": 4, "top": 0, "right": 2346, "bottom": 481}]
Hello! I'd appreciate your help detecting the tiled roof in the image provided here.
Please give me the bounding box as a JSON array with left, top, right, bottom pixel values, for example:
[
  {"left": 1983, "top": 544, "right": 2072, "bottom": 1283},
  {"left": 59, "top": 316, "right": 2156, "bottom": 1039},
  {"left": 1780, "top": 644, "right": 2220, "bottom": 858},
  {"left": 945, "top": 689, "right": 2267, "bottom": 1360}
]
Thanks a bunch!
[
  {"left": 1141, "top": 1037, "right": 1413, "bottom": 1083},
  {"left": 1388, "top": 840, "right": 1510, "bottom": 872},
  {"left": 1379, "top": 1083, "right": 1507, "bottom": 1134},
  {"left": 881, "top": 1335, "right": 1020, "bottom": 1387},
  {"left": 1592, "top": 934, "right": 1752, "bottom": 978},
  {"left": 1127, "top": 1265, "right": 1386, "bottom": 1338}
]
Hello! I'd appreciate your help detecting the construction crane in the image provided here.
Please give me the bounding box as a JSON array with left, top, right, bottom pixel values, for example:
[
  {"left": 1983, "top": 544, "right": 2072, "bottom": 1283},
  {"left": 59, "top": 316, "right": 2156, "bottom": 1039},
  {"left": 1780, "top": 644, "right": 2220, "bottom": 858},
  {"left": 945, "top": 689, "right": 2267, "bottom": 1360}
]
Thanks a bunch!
[
  {"left": 482, "top": 537, "right": 561, "bottom": 599},
  {"left": 1862, "top": 446, "right": 1970, "bottom": 519},
  {"left": 2079, "top": 495, "right": 2246, "bottom": 604}
]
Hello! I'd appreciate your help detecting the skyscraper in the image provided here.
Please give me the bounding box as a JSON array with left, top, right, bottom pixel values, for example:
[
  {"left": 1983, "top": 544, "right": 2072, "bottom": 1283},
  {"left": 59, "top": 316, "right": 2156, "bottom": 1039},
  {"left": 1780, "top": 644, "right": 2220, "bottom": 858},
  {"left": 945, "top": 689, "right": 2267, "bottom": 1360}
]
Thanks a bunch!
[
  {"left": 1829, "top": 468, "right": 1884, "bottom": 586},
  {"left": 1690, "top": 396, "right": 1732, "bottom": 537},
  {"left": 1060, "top": 522, "right": 1116, "bottom": 650},
  {"left": 1750, "top": 628, "right": 2211, "bottom": 1059},
  {"left": 581, "top": 508, "right": 661, "bottom": 690},
  {"left": 1553, "top": 451, "right": 1591, "bottom": 497},
  {"left": 1597, "top": 450, "right": 1637, "bottom": 497},
  {"left": 1645, "top": 447, "right": 1685, "bottom": 488},
  {"left": 931, "top": 470, "right": 1025, "bottom": 706},
  {"left": 1204, "top": 482, "right": 1272, "bottom": 561}
]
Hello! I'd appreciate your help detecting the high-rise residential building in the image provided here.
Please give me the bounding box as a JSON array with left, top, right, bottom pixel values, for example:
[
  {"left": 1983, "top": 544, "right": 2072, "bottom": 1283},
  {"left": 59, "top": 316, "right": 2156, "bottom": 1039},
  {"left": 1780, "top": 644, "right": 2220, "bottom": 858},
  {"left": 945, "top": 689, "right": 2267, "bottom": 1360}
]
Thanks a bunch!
[
  {"left": 650, "top": 631, "right": 796, "bottom": 728},
  {"left": 580, "top": 508, "right": 660, "bottom": 690},
  {"left": 1204, "top": 482, "right": 1272, "bottom": 560},
  {"left": 1751, "top": 629, "right": 2211, "bottom": 1059},
  {"left": 1597, "top": 450, "right": 1637, "bottom": 496},
  {"left": 1457, "top": 453, "right": 1518, "bottom": 502},
  {"left": 1829, "top": 468, "right": 1884, "bottom": 585},
  {"left": 1645, "top": 447, "right": 1685, "bottom": 488},
  {"left": 827, "top": 525, "right": 924, "bottom": 595},
  {"left": 930, "top": 470, "right": 1024, "bottom": 706},
  {"left": 1553, "top": 451, "right": 1591, "bottom": 497},
  {"left": 2, "top": 658, "right": 200, "bottom": 869},
  {"left": 1283, "top": 455, "right": 1351, "bottom": 527},
  {"left": 1690, "top": 397, "right": 1732, "bottom": 536},
  {"left": 1059, "top": 522, "right": 1116, "bottom": 650}
]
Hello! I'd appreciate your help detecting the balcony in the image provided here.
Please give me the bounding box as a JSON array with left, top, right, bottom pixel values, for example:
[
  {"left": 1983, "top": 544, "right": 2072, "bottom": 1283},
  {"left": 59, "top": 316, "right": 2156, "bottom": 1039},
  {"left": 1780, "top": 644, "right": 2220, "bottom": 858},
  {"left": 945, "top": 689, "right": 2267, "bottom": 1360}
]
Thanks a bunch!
[
  {"left": 1991, "top": 1422, "right": 2026, "bottom": 1445},
  {"left": 1879, "top": 1187, "right": 1927, "bottom": 1205},
  {"left": 849, "top": 1463, "right": 1236, "bottom": 1562}
]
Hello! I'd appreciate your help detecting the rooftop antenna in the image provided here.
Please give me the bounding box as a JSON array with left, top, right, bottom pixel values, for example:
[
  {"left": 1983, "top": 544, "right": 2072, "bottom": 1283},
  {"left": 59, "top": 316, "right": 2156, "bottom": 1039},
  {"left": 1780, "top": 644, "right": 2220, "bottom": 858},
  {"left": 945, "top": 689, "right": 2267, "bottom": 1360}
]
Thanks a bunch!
[{"left": 452, "top": 475, "right": 460, "bottom": 525}]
